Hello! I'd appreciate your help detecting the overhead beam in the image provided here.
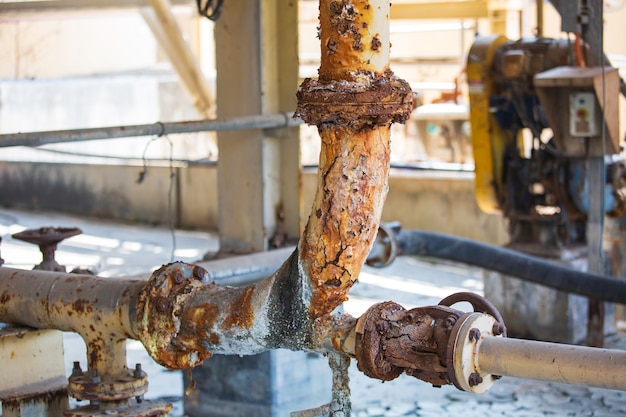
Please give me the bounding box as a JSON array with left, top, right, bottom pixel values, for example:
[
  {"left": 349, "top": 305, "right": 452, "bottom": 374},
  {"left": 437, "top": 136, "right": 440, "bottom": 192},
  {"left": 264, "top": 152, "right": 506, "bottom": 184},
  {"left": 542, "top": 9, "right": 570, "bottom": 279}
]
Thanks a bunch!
[
  {"left": 140, "top": 0, "right": 213, "bottom": 118},
  {"left": 0, "top": 0, "right": 192, "bottom": 13},
  {"left": 287, "top": 0, "right": 491, "bottom": 22}
]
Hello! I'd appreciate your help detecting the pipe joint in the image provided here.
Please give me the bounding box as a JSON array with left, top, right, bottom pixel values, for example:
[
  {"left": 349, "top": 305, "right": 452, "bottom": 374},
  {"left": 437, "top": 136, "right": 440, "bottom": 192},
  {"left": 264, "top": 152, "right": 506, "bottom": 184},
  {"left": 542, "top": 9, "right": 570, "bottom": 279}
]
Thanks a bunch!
[
  {"left": 295, "top": 70, "right": 413, "bottom": 130},
  {"left": 136, "top": 262, "right": 213, "bottom": 369},
  {"left": 447, "top": 312, "right": 503, "bottom": 393},
  {"left": 353, "top": 301, "right": 464, "bottom": 386}
]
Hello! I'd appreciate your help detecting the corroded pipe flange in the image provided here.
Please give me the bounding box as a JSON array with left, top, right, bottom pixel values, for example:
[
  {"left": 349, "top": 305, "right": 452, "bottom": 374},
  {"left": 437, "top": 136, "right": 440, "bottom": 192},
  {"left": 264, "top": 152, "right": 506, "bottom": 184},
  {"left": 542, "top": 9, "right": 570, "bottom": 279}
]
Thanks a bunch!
[
  {"left": 296, "top": 70, "right": 413, "bottom": 130},
  {"left": 446, "top": 312, "right": 501, "bottom": 393},
  {"left": 354, "top": 300, "right": 466, "bottom": 386},
  {"left": 354, "top": 301, "right": 405, "bottom": 381},
  {"left": 136, "top": 262, "right": 214, "bottom": 369},
  {"left": 68, "top": 368, "right": 147, "bottom": 402}
]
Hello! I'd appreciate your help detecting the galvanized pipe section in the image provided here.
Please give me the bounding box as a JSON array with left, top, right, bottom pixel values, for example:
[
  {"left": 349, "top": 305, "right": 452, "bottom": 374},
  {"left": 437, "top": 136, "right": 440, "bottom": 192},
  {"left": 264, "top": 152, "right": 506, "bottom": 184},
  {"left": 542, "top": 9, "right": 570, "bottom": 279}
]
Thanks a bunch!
[
  {"left": 0, "top": 113, "right": 301, "bottom": 148},
  {"left": 477, "top": 336, "right": 626, "bottom": 391}
]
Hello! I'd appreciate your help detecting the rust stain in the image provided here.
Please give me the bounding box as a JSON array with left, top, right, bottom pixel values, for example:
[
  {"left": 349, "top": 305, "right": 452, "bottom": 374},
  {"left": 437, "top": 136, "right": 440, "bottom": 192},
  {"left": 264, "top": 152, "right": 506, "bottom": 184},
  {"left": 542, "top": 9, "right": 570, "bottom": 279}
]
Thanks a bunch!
[
  {"left": 222, "top": 286, "right": 255, "bottom": 331},
  {"left": 136, "top": 262, "right": 217, "bottom": 369},
  {"left": 186, "top": 302, "right": 220, "bottom": 330},
  {"left": 207, "top": 332, "right": 220, "bottom": 345},
  {"left": 320, "top": 0, "right": 380, "bottom": 81},
  {"left": 87, "top": 340, "right": 102, "bottom": 369},
  {"left": 72, "top": 298, "right": 93, "bottom": 315},
  {"left": 0, "top": 291, "right": 10, "bottom": 304},
  {"left": 295, "top": 0, "right": 412, "bottom": 320},
  {"left": 300, "top": 126, "right": 392, "bottom": 318}
]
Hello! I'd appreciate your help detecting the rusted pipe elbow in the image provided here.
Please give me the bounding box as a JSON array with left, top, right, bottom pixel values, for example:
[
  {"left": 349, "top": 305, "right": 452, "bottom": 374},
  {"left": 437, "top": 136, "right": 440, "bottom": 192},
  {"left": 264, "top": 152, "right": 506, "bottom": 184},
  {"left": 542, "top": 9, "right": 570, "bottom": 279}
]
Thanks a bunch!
[{"left": 296, "top": 0, "right": 412, "bottom": 319}]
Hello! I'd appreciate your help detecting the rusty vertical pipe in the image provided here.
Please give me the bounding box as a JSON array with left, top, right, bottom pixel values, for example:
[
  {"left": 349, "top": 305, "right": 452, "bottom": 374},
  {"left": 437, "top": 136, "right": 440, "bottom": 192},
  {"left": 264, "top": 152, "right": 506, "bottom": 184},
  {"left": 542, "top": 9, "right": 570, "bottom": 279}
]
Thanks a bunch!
[{"left": 297, "top": 0, "right": 412, "bottom": 318}]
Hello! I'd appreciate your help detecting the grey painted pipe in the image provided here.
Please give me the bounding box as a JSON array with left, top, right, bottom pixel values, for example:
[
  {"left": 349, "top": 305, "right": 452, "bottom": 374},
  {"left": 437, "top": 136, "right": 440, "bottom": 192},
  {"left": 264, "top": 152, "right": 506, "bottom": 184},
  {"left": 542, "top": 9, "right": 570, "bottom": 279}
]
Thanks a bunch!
[
  {"left": 478, "top": 336, "right": 626, "bottom": 391},
  {"left": 0, "top": 113, "right": 302, "bottom": 148}
]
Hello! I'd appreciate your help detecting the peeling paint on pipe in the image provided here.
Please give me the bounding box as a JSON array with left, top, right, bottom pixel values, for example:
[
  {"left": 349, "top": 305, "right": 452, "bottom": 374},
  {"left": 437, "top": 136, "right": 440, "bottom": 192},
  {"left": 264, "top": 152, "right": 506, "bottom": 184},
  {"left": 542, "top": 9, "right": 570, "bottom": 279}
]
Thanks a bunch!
[
  {"left": 296, "top": 0, "right": 412, "bottom": 319},
  {"left": 0, "top": 268, "right": 143, "bottom": 377}
]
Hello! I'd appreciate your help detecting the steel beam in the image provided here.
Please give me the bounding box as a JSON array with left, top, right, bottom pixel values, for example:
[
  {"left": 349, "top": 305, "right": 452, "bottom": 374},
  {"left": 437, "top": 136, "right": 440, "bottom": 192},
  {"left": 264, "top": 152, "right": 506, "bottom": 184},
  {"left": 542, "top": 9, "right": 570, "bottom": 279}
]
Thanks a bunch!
[{"left": 390, "top": 1, "right": 488, "bottom": 20}]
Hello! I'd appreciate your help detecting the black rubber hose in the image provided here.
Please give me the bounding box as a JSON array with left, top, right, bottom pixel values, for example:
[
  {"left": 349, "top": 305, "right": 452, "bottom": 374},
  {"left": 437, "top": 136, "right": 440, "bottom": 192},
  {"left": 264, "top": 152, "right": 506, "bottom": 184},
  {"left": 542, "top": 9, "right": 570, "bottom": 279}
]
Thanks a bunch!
[{"left": 395, "top": 229, "right": 626, "bottom": 305}]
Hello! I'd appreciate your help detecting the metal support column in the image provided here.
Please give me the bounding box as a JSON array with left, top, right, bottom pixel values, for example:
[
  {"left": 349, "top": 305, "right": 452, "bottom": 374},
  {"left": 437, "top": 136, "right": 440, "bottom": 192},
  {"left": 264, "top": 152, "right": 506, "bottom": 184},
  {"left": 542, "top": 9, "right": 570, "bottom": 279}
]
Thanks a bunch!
[{"left": 582, "top": 0, "right": 608, "bottom": 347}]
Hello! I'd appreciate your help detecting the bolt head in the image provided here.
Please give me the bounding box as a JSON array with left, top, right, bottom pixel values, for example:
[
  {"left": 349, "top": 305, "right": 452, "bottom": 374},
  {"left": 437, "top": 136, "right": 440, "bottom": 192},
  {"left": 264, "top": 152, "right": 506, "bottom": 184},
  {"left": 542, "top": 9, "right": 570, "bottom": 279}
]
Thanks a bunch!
[
  {"left": 468, "top": 372, "right": 483, "bottom": 387},
  {"left": 492, "top": 322, "right": 505, "bottom": 336},
  {"left": 468, "top": 327, "right": 481, "bottom": 342}
]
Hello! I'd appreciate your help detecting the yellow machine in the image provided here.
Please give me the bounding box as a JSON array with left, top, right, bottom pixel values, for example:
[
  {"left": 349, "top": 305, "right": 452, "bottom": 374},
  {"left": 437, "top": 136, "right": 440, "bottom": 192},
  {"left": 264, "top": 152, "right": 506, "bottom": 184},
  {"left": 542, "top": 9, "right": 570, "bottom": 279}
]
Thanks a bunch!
[{"left": 467, "top": 34, "right": 625, "bottom": 255}]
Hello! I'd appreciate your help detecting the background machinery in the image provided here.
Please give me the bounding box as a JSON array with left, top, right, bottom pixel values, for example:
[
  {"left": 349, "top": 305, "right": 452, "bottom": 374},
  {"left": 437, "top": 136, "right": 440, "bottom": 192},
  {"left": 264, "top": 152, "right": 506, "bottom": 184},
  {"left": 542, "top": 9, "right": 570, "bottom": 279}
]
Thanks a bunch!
[{"left": 466, "top": 1, "right": 626, "bottom": 344}]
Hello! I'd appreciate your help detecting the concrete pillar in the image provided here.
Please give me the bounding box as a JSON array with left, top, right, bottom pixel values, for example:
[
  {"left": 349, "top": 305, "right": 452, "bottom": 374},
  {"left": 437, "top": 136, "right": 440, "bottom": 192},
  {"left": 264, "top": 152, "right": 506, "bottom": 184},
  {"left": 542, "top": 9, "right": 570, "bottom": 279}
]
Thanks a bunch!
[
  {"left": 215, "top": 0, "right": 301, "bottom": 253},
  {"left": 184, "top": 2, "right": 325, "bottom": 416},
  {"left": 183, "top": 350, "right": 331, "bottom": 417},
  {"left": 483, "top": 250, "right": 591, "bottom": 344}
]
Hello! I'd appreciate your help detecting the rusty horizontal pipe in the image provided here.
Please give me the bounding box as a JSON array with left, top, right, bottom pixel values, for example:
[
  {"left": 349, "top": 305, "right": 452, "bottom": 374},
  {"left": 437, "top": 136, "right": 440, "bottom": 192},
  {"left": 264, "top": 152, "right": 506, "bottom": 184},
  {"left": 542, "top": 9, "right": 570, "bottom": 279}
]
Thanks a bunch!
[
  {"left": 0, "top": 267, "right": 143, "bottom": 377},
  {"left": 0, "top": 268, "right": 141, "bottom": 338},
  {"left": 477, "top": 336, "right": 626, "bottom": 391},
  {"left": 0, "top": 113, "right": 302, "bottom": 148}
]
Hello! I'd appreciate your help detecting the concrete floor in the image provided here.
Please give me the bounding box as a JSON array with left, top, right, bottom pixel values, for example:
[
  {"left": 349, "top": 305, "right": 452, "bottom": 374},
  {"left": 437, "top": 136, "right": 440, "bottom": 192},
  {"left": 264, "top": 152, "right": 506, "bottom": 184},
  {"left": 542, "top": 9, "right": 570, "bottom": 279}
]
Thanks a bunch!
[{"left": 2, "top": 208, "right": 626, "bottom": 416}]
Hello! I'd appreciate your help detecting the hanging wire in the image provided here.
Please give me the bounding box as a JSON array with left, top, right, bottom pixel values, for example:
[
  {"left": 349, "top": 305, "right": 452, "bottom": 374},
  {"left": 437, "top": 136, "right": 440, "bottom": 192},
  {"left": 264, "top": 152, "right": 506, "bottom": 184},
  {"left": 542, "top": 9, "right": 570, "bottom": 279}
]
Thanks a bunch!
[
  {"left": 196, "top": 0, "right": 224, "bottom": 21},
  {"left": 137, "top": 135, "right": 178, "bottom": 262}
]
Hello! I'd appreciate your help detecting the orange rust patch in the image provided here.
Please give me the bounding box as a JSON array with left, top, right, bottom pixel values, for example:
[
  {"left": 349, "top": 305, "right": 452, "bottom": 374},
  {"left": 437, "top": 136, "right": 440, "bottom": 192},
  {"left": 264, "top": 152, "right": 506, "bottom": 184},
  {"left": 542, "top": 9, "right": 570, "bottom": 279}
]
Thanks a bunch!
[
  {"left": 207, "top": 332, "right": 221, "bottom": 345},
  {"left": 72, "top": 298, "right": 93, "bottom": 315},
  {"left": 87, "top": 340, "right": 102, "bottom": 369},
  {"left": 319, "top": 0, "right": 380, "bottom": 81},
  {"left": 181, "top": 303, "right": 219, "bottom": 342},
  {"left": 222, "top": 287, "right": 255, "bottom": 331},
  {"left": 301, "top": 126, "right": 390, "bottom": 319}
]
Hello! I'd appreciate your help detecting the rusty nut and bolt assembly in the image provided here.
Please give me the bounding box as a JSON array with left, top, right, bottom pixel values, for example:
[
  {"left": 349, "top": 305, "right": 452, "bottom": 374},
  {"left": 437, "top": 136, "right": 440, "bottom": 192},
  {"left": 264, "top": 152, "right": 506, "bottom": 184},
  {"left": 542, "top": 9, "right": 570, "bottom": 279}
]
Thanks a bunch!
[{"left": 468, "top": 328, "right": 481, "bottom": 342}]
